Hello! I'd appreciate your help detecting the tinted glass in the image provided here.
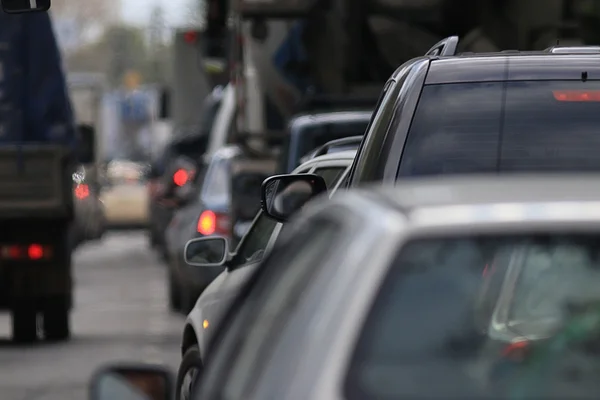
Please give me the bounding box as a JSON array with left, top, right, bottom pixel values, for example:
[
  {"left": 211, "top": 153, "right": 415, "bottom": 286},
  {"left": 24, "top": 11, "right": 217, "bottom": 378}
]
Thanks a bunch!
[
  {"left": 398, "top": 81, "right": 600, "bottom": 177},
  {"left": 287, "top": 119, "right": 369, "bottom": 172},
  {"left": 201, "top": 158, "right": 230, "bottom": 204},
  {"left": 233, "top": 212, "right": 278, "bottom": 267},
  {"left": 313, "top": 167, "right": 346, "bottom": 188},
  {"left": 346, "top": 234, "right": 600, "bottom": 399}
]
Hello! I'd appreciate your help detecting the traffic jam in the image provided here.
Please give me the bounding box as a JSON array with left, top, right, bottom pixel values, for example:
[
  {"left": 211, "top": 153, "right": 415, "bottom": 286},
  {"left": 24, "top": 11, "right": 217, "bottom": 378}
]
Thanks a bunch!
[
  {"left": 4, "top": 0, "right": 600, "bottom": 398},
  {"left": 93, "top": 40, "right": 600, "bottom": 399}
]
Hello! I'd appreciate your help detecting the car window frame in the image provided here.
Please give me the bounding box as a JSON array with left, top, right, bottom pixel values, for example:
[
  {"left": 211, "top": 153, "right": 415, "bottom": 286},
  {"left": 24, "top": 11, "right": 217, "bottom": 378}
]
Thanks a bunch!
[
  {"left": 228, "top": 211, "right": 279, "bottom": 270},
  {"left": 349, "top": 78, "right": 404, "bottom": 186}
]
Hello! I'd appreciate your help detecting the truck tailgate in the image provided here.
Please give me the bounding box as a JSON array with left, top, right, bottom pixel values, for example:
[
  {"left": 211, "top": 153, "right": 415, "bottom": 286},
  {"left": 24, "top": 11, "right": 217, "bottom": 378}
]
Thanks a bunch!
[{"left": 0, "top": 145, "right": 71, "bottom": 218}]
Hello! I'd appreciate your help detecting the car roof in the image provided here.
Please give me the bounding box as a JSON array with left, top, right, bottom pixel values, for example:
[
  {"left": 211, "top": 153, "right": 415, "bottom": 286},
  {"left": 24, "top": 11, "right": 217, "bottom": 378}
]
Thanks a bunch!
[
  {"left": 377, "top": 175, "right": 600, "bottom": 211},
  {"left": 289, "top": 110, "right": 372, "bottom": 129},
  {"left": 424, "top": 53, "right": 600, "bottom": 84}
]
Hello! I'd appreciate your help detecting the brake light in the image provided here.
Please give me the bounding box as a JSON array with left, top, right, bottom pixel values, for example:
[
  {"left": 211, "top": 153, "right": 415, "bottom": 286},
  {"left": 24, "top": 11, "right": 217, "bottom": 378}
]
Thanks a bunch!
[
  {"left": 502, "top": 340, "right": 530, "bottom": 361},
  {"left": 173, "top": 169, "right": 189, "bottom": 186},
  {"left": 197, "top": 210, "right": 230, "bottom": 235},
  {"left": 74, "top": 183, "right": 89, "bottom": 199},
  {"left": 0, "top": 244, "right": 52, "bottom": 260},
  {"left": 28, "top": 244, "right": 44, "bottom": 260},
  {"left": 553, "top": 90, "right": 600, "bottom": 102}
]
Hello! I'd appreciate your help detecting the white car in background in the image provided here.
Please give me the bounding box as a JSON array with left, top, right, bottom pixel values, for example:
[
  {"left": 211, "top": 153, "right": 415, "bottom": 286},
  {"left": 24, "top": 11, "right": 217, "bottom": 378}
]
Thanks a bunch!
[{"left": 100, "top": 160, "right": 150, "bottom": 228}]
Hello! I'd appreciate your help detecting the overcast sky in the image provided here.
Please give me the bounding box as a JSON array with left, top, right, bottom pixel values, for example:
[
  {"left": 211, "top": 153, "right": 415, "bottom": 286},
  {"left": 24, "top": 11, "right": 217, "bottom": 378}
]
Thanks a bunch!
[{"left": 121, "top": 0, "right": 192, "bottom": 26}]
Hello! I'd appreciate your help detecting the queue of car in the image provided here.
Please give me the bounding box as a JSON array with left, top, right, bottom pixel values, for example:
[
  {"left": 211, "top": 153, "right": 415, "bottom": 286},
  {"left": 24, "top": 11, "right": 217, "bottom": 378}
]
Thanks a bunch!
[{"left": 89, "top": 39, "right": 600, "bottom": 399}]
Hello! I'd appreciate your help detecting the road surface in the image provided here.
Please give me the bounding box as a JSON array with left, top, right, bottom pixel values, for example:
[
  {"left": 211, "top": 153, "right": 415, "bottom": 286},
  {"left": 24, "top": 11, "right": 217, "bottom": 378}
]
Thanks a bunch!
[{"left": 0, "top": 231, "right": 185, "bottom": 400}]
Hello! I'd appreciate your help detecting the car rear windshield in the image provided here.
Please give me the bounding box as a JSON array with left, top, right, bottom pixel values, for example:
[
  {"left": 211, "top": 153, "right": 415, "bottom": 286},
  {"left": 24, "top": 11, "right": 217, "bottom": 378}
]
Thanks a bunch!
[
  {"left": 279, "top": 119, "right": 369, "bottom": 173},
  {"left": 397, "top": 81, "right": 600, "bottom": 177},
  {"left": 345, "top": 234, "right": 600, "bottom": 399}
]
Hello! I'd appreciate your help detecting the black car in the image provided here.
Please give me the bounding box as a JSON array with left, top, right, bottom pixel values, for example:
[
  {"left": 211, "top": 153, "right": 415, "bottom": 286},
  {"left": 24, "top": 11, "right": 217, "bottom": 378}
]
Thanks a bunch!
[
  {"left": 277, "top": 110, "right": 371, "bottom": 173},
  {"left": 147, "top": 89, "right": 223, "bottom": 255},
  {"left": 337, "top": 38, "right": 600, "bottom": 186}
]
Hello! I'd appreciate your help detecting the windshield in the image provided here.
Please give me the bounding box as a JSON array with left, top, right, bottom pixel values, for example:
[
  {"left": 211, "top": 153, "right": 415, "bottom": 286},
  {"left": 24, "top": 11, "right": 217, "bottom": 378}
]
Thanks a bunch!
[
  {"left": 346, "top": 234, "right": 600, "bottom": 399},
  {"left": 398, "top": 81, "right": 600, "bottom": 177},
  {"left": 201, "top": 157, "right": 230, "bottom": 205}
]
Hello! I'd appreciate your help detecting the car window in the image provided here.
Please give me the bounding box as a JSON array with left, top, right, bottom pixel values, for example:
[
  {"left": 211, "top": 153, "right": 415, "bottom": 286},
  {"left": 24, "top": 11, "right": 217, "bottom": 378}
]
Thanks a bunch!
[
  {"left": 351, "top": 78, "right": 403, "bottom": 184},
  {"left": 312, "top": 166, "right": 346, "bottom": 188},
  {"left": 230, "top": 212, "right": 279, "bottom": 268},
  {"left": 292, "top": 120, "right": 369, "bottom": 169},
  {"left": 198, "top": 217, "right": 342, "bottom": 400},
  {"left": 398, "top": 81, "right": 600, "bottom": 177},
  {"left": 200, "top": 157, "right": 230, "bottom": 204},
  {"left": 345, "top": 234, "right": 600, "bottom": 399}
]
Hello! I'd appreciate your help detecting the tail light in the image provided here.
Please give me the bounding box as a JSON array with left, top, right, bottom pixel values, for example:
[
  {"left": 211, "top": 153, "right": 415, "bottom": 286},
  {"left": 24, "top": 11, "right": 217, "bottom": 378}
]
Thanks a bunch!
[
  {"left": 173, "top": 169, "right": 189, "bottom": 186},
  {"left": 197, "top": 210, "right": 230, "bottom": 236},
  {"left": 0, "top": 244, "right": 52, "bottom": 261},
  {"left": 74, "top": 183, "right": 89, "bottom": 200},
  {"left": 501, "top": 340, "right": 530, "bottom": 361}
]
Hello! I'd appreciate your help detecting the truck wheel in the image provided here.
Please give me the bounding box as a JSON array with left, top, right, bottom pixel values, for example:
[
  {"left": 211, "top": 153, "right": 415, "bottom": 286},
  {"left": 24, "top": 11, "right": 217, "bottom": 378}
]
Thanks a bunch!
[
  {"left": 43, "top": 299, "right": 70, "bottom": 341},
  {"left": 12, "top": 306, "right": 38, "bottom": 343}
]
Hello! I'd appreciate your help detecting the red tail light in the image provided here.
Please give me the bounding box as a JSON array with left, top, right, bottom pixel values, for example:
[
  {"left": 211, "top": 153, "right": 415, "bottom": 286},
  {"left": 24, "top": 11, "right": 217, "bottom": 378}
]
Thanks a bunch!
[
  {"left": 501, "top": 340, "right": 530, "bottom": 361},
  {"left": 1, "top": 244, "right": 52, "bottom": 260},
  {"left": 173, "top": 169, "right": 189, "bottom": 186},
  {"left": 197, "top": 210, "right": 230, "bottom": 236},
  {"left": 74, "top": 183, "right": 89, "bottom": 199},
  {"left": 553, "top": 90, "right": 600, "bottom": 102}
]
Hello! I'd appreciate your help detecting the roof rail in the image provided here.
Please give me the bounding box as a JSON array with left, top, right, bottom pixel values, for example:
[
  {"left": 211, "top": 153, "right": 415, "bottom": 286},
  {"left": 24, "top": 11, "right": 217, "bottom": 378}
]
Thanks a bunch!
[
  {"left": 302, "top": 135, "right": 363, "bottom": 162},
  {"left": 425, "top": 36, "right": 459, "bottom": 57}
]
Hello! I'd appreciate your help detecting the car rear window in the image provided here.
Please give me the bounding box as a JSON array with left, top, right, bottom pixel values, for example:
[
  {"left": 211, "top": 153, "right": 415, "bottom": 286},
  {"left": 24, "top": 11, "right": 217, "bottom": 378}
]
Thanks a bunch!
[
  {"left": 397, "top": 81, "right": 600, "bottom": 177},
  {"left": 345, "top": 234, "right": 600, "bottom": 399},
  {"left": 280, "top": 119, "right": 369, "bottom": 173}
]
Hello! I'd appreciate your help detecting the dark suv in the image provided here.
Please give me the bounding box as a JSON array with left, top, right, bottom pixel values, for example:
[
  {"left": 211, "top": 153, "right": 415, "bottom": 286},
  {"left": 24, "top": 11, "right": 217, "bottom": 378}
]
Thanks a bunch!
[{"left": 344, "top": 37, "right": 600, "bottom": 185}]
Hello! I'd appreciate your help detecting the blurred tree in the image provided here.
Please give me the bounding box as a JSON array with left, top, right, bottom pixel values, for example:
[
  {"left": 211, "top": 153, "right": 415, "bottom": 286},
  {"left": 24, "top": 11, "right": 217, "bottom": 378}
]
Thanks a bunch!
[
  {"left": 50, "top": 0, "right": 119, "bottom": 44},
  {"left": 65, "top": 24, "right": 151, "bottom": 87}
]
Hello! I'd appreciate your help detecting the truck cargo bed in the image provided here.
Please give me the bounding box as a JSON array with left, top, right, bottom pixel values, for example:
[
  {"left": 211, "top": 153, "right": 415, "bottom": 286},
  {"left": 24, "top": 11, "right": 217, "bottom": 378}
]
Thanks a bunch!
[{"left": 0, "top": 145, "right": 72, "bottom": 219}]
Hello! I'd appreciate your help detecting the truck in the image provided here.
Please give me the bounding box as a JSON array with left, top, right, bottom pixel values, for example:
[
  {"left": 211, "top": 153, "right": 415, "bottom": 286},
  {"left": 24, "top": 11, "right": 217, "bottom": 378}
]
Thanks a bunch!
[{"left": 0, "top": 10, "right": 94, "bottom": 343}]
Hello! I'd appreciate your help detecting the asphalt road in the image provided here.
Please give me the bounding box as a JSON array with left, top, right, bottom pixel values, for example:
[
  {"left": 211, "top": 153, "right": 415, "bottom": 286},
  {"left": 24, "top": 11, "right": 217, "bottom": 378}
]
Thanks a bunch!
[{"left": 0, "top": 231, "right": 184, "bottom": 400}]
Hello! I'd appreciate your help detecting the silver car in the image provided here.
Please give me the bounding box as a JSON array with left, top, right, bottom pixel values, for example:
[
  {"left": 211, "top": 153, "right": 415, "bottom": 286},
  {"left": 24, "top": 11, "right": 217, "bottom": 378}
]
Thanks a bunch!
[{"left": 193, "top": 175, "right": 600, "bottom": 399}]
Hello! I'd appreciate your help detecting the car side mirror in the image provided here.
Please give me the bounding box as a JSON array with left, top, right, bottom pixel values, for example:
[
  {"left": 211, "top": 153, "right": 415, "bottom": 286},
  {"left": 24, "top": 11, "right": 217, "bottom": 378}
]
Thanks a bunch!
[
  {"left": 78, "top": 124, "right": 96, "bottom": 164},
  {"left": 184, "top": 236, "right": 228, "bottom": 267},
  {"left": 261, "top": 174, "right": 327, "bottom": 223},
  {"left": 89, "top": 363, "right": 174, "bottom": 400}
]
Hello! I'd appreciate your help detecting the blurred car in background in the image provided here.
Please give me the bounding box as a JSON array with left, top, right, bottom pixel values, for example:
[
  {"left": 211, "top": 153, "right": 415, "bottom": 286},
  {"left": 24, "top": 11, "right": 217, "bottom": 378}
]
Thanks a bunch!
[
  {"left": 175, "top": 149, "right": 355, "bottom": 396},
  {"left": 165, "top": 145, "right": 277, "bottom": 314},
  {"left": 71, "top": 165, "right": 106, "bottom": 248},
  {"left": 100, "top": 160, "right": 150, "bottom": 228},
  {"left": 147, "top": 88, "right": 223, "bottom": 256},
  {"left": 277, "top": 110, "right": 371, "bottom": 173}
]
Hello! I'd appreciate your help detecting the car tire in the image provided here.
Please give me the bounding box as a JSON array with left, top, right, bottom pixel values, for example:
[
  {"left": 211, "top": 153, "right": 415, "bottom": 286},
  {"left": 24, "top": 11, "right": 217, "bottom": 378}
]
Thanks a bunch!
[
  {"left": 169, "top": 271, "right": 182, "bottom": 312},
  {"left": 176, "top": 345, "right": 203, "bottom": 400},
  {"left": 43, "top": 298, "right": 70, "bottom": 341},
  {"left": 12, "top": 305, "right": 38, "bottom": 343}
]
